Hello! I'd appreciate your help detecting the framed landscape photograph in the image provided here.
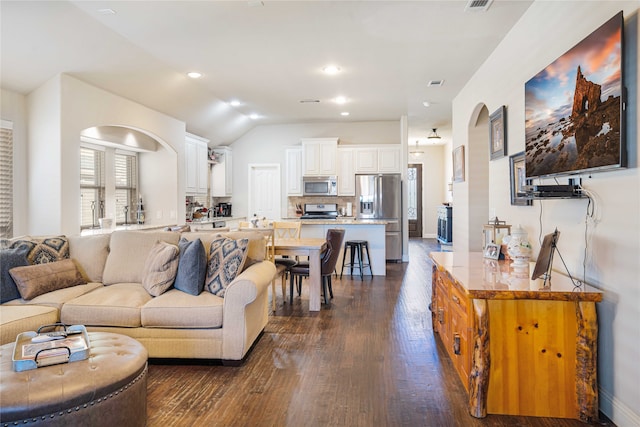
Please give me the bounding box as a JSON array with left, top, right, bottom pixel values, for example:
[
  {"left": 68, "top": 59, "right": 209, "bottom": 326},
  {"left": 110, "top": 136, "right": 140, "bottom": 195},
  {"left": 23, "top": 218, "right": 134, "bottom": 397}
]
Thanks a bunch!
[
  {"left": 509, "top": 151, "right": 532, "bottom": 206},
  {"left": 490, "top": 105, "right": 507, "bottom": 160},
  {"left": 453, "top": 145, "right": 465, "bottom": 183}
]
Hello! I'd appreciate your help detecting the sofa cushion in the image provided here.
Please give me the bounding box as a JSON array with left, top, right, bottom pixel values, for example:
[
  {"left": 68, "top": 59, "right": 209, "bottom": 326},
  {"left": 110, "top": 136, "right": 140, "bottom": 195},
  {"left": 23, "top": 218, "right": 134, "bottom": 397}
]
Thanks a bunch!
[
  {"left": 61, "top": 283, "right": 151, "bottom": 327},
  {"left": 141, "top": 288, "right": 223, "bottom": 328},
  {"left": 0, "top": 305, "right": 59, "bottom": 345},
  {"left": 102, "top": 231, "right": 180, "bottom": 285},
  {"left": 3, "top": 283, "right": 103, "bottom": 311},
  {"left": 174, "top": 238, "right": 207, "bottom": 296},
  {"left": 142, "top": 241, "right": 179, "bottom": 297},
  {"left": 1, "top": 236, "right": 69, "bottom": 264},
  {"left": 205, "top": 237, "right": 249, "bottom": 297},
  {"left": 9, "top": 259, "right": 86, "bottom": 300},
  {"left": 0, "top": 245, "right": 30, "bottom": 303},
  {"left": 68, "top": 234, "right": 110, "bottom": 283}
]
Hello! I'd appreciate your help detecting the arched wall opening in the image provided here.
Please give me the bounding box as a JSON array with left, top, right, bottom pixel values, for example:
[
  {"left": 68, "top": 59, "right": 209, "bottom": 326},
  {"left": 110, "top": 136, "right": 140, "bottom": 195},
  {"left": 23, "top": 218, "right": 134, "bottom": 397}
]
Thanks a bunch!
[{"left": 467, "top": 103, "right": 490, "bottom": 251}]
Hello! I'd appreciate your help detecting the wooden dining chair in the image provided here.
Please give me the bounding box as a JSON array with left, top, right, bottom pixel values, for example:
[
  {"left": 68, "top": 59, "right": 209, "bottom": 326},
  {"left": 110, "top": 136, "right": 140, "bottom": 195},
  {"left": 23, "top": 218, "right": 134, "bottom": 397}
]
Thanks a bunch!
[
  {"left": 272, "top": 221, "right": 301, "bottom": 239},
  {"left": 288, "top": 228, "right": 345, "bottom": 305}
]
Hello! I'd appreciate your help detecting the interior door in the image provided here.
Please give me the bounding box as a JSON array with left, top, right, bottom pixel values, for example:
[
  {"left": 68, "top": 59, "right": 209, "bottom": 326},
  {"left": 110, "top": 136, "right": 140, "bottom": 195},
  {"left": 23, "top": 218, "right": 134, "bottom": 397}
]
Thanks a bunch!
[
  {"left": 248, "top": 164, "right": 281, "bottom": 220},
  {"left": 408, "top": 164, "right": 423, "bottom": 237}
]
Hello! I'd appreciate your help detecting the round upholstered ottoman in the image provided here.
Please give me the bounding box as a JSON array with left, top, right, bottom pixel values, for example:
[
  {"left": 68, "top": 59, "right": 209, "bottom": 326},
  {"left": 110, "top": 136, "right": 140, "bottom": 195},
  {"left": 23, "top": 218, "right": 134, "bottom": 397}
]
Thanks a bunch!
[{"left": 0, "top": 332, "right": 148, "bottom": 426}]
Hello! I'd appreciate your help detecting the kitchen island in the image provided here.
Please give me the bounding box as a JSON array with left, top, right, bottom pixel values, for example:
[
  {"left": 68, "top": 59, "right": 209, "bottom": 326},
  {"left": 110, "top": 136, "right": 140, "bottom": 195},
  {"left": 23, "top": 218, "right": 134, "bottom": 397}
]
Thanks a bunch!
[{"left": 297, "top": 218, "right": 387, "bottom": 276}]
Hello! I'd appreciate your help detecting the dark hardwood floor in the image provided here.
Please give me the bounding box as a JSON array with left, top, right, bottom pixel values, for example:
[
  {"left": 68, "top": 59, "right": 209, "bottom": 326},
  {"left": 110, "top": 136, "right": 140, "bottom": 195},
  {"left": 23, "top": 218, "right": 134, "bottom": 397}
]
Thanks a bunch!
[{"left": 146, "top": 238, "right": 614, "bottom": 426}]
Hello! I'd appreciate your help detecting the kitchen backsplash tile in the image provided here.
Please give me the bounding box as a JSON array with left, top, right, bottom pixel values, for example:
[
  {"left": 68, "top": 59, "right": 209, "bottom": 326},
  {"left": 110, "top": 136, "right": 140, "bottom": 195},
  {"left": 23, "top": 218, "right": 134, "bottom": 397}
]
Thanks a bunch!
[{"left": 287, "top": 196, "right": 357, "bottom": 218}]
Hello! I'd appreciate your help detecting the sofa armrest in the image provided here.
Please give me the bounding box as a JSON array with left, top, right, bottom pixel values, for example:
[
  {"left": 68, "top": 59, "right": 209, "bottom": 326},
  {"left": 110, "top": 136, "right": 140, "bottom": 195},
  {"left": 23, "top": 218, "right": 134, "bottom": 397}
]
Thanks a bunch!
[{"left": 221, "top": 261, "right": 276, "bottom": 360}]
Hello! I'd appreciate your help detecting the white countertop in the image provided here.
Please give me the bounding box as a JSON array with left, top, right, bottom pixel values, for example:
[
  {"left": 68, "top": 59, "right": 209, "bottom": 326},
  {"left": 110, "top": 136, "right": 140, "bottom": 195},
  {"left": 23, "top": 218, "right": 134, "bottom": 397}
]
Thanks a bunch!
[{"left": 296, "top": 218, "right": 388, "bottom": 225}]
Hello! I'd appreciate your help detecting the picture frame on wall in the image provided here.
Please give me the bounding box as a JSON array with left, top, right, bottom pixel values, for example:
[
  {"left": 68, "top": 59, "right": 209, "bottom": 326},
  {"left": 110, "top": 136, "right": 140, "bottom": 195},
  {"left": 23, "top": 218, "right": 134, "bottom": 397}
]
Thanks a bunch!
[
  {"left": 453, "top": 145, "right": 465, "bottom": 183},
  {"left": 490, "top": 105, "right": 507, "bottom": 160},
  {"left": 509, "top": 151, "right": 533, "bottom": 206}
]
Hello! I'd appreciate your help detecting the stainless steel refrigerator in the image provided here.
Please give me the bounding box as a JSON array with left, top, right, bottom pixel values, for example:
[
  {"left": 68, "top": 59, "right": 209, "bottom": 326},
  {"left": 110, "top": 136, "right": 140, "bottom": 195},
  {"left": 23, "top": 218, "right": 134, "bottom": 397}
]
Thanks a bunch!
[{"left": 355, "top": 173, "right": 402, "bottom": 261}]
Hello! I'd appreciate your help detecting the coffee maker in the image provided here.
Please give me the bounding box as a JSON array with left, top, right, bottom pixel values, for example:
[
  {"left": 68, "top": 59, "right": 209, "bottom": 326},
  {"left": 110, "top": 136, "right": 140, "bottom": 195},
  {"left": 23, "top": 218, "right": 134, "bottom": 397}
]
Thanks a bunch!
[{"left": 216, "top": 203, "right": 232, "bottom": 217}]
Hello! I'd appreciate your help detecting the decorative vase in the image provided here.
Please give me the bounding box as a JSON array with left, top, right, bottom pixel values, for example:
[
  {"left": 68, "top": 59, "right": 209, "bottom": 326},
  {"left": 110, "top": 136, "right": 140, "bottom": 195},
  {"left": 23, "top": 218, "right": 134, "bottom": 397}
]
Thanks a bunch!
[{"left": 507, "top": 225, "right": 532, "bottom": 268}]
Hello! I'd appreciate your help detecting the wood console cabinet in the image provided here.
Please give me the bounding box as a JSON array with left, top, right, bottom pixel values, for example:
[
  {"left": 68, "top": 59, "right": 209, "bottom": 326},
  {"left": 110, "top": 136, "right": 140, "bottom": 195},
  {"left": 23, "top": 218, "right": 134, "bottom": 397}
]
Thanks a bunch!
[{"left": 429, "top": 252, "right": 603, "bottom": 422}]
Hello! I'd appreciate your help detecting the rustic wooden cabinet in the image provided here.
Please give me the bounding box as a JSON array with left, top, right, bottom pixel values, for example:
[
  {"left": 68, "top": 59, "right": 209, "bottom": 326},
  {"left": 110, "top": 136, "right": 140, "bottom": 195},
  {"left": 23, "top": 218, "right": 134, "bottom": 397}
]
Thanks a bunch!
[{"left": 430, "top": 252, "right": 603, "bottom": 422}]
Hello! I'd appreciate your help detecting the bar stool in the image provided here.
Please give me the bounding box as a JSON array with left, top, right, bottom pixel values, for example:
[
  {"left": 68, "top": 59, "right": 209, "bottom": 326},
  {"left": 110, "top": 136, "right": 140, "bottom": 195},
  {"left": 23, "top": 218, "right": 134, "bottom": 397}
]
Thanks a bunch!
[{"left": 340, "top": 240, "right": 372, "bottom": 279}]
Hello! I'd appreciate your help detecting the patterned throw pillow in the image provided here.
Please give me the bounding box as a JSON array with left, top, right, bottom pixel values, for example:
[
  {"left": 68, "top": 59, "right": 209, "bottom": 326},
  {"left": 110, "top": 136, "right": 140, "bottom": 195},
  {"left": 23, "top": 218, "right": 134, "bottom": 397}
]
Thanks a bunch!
[
  {"left": 0, "top": 236, "right": 69, "bottom": 264},
  {"left": 205, "top": 237, "right": 249, "bottom": 297},
  {"left": 142, "top": 241, "right": 180, "bottom": 297}
]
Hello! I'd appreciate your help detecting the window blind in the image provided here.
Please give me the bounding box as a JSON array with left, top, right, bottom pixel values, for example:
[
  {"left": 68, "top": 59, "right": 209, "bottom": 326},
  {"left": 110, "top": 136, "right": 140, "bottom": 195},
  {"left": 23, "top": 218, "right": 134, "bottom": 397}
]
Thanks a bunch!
[
  {"left": 80, "top": 147, "right": 105, "bottom": 229},
  {"left": 0, "top": 122, "right": 13, "bottom": 238},
  {"left": 115, "top": 152, "right": 137, "bottom": 224}
]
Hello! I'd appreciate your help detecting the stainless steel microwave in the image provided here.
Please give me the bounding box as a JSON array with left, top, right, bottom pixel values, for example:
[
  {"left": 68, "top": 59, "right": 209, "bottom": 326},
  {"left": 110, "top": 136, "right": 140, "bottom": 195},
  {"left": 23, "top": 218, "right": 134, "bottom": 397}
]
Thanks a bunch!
[{"left": 303, "top": 176, "right": 338, "bottom": 196}]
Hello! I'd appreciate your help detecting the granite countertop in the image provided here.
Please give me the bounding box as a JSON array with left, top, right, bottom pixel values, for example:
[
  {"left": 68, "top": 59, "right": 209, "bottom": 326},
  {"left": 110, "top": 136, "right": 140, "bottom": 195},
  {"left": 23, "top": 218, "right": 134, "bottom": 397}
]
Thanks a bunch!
[
  {"left": 189, "top": 216, "right": 246, "bottom": 225},
  {"left": 295, "top": 218, "right": 389, "bottom": 225}
]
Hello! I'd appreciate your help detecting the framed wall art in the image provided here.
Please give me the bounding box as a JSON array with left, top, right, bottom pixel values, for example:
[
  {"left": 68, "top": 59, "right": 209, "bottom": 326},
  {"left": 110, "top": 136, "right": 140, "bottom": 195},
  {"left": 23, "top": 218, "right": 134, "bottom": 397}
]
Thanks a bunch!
[
  {"left": 453, "top": 145, "right": 465, "bottom": 183},
  {"left": 490, "top": 105, "right": 507, "bottom": 160},
  {"left": 509, "top": 151, "right": 532, "bottom": 206}
]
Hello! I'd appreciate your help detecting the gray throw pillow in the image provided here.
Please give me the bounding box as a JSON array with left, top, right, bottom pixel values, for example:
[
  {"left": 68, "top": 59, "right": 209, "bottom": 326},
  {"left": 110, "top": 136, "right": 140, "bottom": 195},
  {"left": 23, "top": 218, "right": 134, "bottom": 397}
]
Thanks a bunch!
[
  {"left": 174, "top": 237, "right": 207, "bottom": 296},
  {"left": 1, "top": 245, "right": 31, "bottom": 303}
]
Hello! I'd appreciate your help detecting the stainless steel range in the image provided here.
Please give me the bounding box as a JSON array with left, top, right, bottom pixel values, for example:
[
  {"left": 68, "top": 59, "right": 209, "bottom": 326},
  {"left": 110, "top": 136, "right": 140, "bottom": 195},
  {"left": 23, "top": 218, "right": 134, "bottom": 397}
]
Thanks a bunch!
[{"left": 301, "top": 203, "right": 338, "bottom": 220}]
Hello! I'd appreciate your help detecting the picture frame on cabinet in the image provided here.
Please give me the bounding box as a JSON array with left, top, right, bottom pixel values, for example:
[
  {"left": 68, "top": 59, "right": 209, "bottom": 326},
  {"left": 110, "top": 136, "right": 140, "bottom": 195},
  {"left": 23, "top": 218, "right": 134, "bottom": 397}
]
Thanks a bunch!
[
  {"left": 490, "top": 105, "right": 507, "bottom": 160},
  {"left": 484, "top": 243, "right": 501, "bottom": 260},
  {"left": 453, "top": 145, "right": 465, "bottom": 183},
  {"left": 509, "top": 151, "right": 533, "bottom": 206}
]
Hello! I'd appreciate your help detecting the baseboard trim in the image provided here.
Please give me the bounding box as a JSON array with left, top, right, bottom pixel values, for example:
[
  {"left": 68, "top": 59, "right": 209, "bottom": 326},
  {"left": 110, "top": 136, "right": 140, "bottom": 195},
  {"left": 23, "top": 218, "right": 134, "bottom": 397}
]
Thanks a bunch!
[{"left": 599, "top": 385, "right": 640, "bottom": 426}]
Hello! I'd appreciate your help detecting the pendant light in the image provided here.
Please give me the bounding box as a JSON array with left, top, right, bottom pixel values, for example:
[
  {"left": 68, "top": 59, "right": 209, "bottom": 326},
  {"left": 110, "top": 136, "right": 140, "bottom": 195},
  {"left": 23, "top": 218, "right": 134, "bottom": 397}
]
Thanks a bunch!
[
  {"left": 427, "top": 128, "right": 441, "bottom": 140},
  {"left": 410, "top": 140, "right": 424, "bottom": 157}
]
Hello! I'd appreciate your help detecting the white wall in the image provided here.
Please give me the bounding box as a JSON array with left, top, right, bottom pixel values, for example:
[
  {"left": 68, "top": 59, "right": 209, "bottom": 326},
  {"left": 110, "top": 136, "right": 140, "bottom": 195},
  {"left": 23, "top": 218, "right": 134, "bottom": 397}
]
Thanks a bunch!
[
  {"left": 1, "top": 89, "right": 28, "bottom": 236},
  {"left": 452, "top": 2, "right": 639, "bottom": 425},
  {"left": 24, "top": 74, "right": 187, "bottom": 235},
  {"left": 229, "top": 121, "right": 401, "bottom": 219}
]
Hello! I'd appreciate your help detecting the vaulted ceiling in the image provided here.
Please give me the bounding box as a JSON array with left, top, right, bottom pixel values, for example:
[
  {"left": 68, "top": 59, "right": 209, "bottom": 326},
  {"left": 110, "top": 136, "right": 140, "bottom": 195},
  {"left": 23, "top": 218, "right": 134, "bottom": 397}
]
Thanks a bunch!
[{"left": 1, "top": 0, "right": 533, "bottom": 146}]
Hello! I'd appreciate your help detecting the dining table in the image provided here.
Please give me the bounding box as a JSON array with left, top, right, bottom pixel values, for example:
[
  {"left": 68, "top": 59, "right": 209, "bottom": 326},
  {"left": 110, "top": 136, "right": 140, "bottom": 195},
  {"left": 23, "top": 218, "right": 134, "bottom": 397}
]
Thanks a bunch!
[{"left": 272, "top": 237, "right": 327, "bottom": 311}]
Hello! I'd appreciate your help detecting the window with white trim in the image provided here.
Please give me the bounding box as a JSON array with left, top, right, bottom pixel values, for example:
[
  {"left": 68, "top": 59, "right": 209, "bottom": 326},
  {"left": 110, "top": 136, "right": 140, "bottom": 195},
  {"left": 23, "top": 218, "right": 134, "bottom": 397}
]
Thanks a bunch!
[
  {"left": 0, "top": 120, "right": 13, "bottom": 238},
  {"left": 80, "top": 146, "right": 105, "bottom": 229},
  {"left": 114, "top": 151, "right": 137, "bottom": 225}
]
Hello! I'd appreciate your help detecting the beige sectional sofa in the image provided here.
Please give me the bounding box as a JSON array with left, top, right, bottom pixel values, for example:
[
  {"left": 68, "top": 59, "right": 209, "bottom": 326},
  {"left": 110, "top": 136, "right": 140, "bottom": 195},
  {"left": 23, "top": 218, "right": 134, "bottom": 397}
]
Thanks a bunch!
[{"left": 0, "top": 230, "right": 276, "bottom": 363}]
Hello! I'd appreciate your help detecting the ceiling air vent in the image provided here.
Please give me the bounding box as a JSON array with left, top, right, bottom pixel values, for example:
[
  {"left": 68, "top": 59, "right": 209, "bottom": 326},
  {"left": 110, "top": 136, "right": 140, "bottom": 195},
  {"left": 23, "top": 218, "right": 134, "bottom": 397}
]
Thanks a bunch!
[
  {"left": 427, "top": 80, "right": 444, "bottom": 87},
  {"left": 465, "top": 0, "right": 493, "bottom": 12}
]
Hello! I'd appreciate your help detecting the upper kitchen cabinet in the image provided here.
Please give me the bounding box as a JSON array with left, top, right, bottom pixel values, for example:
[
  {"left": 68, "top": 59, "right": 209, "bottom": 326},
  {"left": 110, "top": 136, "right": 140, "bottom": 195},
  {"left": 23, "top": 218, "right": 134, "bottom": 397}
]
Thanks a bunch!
[
  {"left": 301, "top": 137, "right": 338, "bottom": 176},
  {"left": 285, "top": 147, "right": 303, "bottom": 196},
  {"left": 355, "top": 145, "right": 402, "bottom": 174},
  {"left": 337, "top": 147, "right": 356, "bottom": 196},
  {"left": 211, "top": 147, "right": 233, "bottom": 197},
  {"left": 185, "top": 133, "right": 209, "bottom": 195}
]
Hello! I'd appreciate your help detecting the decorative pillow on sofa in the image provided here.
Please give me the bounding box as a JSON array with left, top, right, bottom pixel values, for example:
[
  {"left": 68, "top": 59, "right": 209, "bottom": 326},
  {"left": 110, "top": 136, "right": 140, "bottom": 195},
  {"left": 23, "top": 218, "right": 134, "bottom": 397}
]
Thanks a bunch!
[
  {"left": 0, "top": 245, "right": 31, "bottom": 303},
  {"left": 1, "top": 236, "right": 69, "bottom": 264},
  {"left": 9, "top": 258, "right": 86, "bottom": 300},
  {"left": 205, "top": 237, "right": 249, "bottom": 297},
  {"left": 174, "top": 237, "right": 207, "bottom": 296},
  {"left": 142, "top": 241, "right": 180, "bottom": 297}
]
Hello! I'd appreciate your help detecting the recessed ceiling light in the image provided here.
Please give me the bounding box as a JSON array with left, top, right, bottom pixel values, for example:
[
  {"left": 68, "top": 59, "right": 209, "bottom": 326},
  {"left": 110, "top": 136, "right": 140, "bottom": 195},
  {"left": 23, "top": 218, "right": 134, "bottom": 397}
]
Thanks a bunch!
[
  {"left": 341, "top": 112, "right": 350, "bottom": 116},
  {"left": 422, "top": 101, "right": 431, "bottom": 107},
  {"left": 249, "top": 113, "right": 260, "bottom": 120},
  {"left": 187, "top": 72, "right": 202, "bottom": 79},
  {"left": 322, "top": 65, "right": 341, "bottom": 75},
  {"left": 229, "top": 100, "right": 241, "bottom": 107},
  {"left": 97, "top": 8, "right": 116, "bottom": 15},
  {"left": 334, "top": 96, "right": 347, "bottom": 104}
]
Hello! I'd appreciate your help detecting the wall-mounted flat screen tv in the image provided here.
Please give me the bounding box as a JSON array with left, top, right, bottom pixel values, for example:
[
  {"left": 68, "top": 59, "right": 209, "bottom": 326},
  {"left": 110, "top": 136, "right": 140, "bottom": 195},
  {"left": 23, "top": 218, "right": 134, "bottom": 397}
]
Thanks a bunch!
[{"left": 525, "top": 11, "right": 625, "bottom": 180}]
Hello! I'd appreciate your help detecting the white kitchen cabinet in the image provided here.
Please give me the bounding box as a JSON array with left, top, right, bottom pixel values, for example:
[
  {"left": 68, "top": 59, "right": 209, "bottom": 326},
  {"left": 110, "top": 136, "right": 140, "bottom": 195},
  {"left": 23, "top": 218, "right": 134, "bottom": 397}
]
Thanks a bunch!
[
  {"left": 354, "top": 145, "right": 402, "bottom": 174},
  {"left": 377, "top": 146, "right": 402, "bottom": 173},
  {"left": 185, "top": 133, "right": 209, "bottom": 195},
  {"left": 301, "top": 137, "right": 338, "bottom": 176},
  {"left": 337, "top": 147, "right": 356, "bottom": 196},
  {"left": 285, "top": 147, "right": 303, "bottom": 196},
  {"left": 211, "top": 147, "right": 233, "bottom": 197}
]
